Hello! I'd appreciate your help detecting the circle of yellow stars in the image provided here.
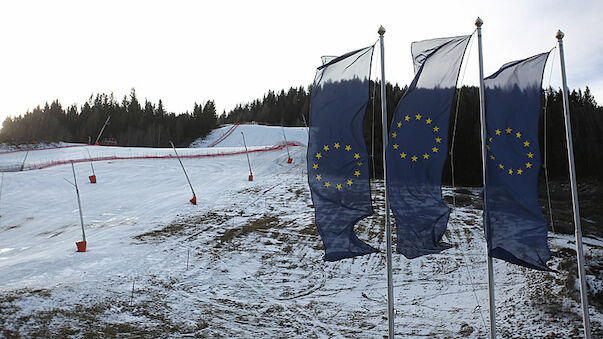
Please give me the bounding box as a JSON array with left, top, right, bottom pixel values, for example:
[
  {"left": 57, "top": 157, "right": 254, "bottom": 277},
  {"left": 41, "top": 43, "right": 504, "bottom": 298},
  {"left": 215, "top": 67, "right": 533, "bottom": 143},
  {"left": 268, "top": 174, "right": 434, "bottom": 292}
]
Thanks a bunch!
[
  {"left": 312, "top": 142, "right": 363, "bottom": 191},
  {"left": 391, "top": 114, "right": 441, "bottom": 163},
  {"left": 487, "top": 127, "right": 534, "bottom": 176}
]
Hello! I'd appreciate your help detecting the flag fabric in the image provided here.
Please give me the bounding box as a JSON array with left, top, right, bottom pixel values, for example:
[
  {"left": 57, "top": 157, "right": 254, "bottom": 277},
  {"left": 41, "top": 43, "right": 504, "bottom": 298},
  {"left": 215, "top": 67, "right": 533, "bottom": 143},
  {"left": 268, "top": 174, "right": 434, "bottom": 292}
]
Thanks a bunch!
[
  {"left": 484, "top": 52, "right": 551, "bottom": 270},
  {"left": 386, "top": 35, "right": 471, "bottom": 259},
  {"left": 307, "top": 46, "right": 378, "bottom": 261}
]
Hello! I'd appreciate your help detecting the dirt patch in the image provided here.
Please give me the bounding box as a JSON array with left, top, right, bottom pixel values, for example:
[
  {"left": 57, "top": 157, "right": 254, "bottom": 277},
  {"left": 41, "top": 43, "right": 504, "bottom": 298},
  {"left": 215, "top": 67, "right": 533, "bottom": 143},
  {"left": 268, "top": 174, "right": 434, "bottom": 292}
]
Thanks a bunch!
[
  {"left": 216, "top": 216, "right": 280, "bottom": 248},
  {"left": 134, "top": 211, "right": 230, "bottom": 243}
]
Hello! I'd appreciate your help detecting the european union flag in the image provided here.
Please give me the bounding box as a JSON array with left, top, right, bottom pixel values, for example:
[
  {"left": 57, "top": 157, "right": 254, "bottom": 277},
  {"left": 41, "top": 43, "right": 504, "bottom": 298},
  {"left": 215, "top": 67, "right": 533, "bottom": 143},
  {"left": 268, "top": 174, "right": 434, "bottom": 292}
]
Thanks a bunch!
[
  {"left": 307, "top": 46, "right": 378, "bottom": 261},
  {"left": 386, "top": 35, "right": 471, "bottom": 259},
  {"left": 484, "top": 52, "right": 551, "bottom": 270}
]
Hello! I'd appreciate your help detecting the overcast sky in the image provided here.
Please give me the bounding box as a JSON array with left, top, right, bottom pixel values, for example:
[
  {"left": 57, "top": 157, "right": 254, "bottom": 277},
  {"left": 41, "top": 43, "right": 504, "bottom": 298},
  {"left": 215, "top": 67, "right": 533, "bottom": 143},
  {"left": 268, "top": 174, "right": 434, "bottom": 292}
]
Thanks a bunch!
[{"left": 0, "top": 0, "right": 601, "bottom": 126}]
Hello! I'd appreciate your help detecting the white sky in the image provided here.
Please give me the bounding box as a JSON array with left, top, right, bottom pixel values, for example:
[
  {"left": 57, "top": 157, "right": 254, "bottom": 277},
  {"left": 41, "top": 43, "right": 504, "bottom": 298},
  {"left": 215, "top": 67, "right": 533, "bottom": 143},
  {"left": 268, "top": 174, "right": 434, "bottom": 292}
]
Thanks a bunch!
[{"left": 0, "top": 0, "right": 601, "bottom": 126}]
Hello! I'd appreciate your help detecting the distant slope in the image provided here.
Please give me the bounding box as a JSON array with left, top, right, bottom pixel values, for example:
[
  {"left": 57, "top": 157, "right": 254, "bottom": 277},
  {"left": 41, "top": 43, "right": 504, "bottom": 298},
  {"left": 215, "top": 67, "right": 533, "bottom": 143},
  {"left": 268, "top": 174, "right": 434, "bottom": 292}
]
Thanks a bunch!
[{"left": 190, "top": 124, "right": 308, "bottom": 148}]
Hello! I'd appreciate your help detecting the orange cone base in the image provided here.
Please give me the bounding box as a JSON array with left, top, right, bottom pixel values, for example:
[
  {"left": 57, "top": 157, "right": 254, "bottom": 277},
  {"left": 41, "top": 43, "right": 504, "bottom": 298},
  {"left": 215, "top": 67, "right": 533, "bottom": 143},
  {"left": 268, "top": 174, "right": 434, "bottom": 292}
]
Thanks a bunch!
[
  {"left": 190, "top": 196, "right": 197, "bottom": 205},
  {"left": 89, "top": 175, "right": 97, "bottom": 183},
  {"left": 76, "top": 241, "right": 87, "bottom": 252},
  {"left": 287, "top": 158, "right": 293, "bottom": 164},
  {"left": 248, "top": 174, "right": 253, "bottom": 181},
  {"left": 94, "top": 142, "right": 100, "bottom": 145}
]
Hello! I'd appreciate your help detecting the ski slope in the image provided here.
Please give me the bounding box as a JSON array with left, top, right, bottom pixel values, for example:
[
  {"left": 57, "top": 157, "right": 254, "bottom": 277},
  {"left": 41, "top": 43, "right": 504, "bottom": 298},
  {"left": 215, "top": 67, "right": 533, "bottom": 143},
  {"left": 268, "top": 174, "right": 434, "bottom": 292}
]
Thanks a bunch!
[{"left": 0, "top": 125, "right": 601, "bottom": 338}]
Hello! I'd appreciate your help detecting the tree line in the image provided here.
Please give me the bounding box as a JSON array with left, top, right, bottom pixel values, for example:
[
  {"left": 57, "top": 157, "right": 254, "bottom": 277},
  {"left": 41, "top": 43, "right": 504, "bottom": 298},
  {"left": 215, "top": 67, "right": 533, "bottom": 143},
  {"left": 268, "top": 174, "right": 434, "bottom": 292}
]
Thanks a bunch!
[
  {"left": 0, "top": 89, "right": 218, "bottom": 147},
  {"left": 2, "top": 84, "right": 601, "bottom": 185},
  {"left": 219, "top": 83, "right": 603, "bottom": 185}
]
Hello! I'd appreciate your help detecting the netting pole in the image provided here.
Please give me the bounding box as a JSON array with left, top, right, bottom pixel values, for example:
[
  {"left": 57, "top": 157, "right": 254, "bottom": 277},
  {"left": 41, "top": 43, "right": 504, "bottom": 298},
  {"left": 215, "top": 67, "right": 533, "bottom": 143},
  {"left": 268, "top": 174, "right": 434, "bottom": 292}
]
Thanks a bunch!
[
  {"left": 241, "top": 132, "right": 254, "bottom": 181},
  {"left": 556, "top": 30, "right": 591, "bottom": 339},
  {"left": 170, "top": 141, "right": 197, "bottom": 205},
  {"left": 281, "top": 126, "right": 292, "bottom": 163},
  {"left": 20, "top": 150, "right": 30, "bottom": 171},
  {"left": 378, "top": 25, "right": 395, "bottom": 339},
  {"left": 70, "top": 161, "right": 87, "bottom": 252},
  {"left": 95, "top": 116, "right": 111, "bottom": 145}
]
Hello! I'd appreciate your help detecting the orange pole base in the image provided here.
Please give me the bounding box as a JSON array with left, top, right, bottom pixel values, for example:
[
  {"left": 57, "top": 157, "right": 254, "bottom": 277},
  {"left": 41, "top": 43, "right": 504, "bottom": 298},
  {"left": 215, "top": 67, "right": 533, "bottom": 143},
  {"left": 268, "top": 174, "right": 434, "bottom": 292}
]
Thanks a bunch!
[
  {"left": 248, "top": 174, "right": 253, "bottom": 181},
  {"left": 89, "top": 175, "right": 97, "bottom": 183},
  {"left": 287, "top": 158, "right": 293, "bottom": 164},
  {"left": 76, "top": 241, "right": 87, "bottom": 252},
  {"left": 190, "top": 196, "right": 197, "bottom": 205}
]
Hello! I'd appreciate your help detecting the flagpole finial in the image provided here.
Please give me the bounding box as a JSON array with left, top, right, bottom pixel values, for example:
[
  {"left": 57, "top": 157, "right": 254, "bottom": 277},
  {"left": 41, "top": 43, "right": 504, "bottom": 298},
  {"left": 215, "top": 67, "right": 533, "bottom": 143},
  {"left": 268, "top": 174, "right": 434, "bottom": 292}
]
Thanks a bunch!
[
  {"left": 556, "top": 30, "right": 564, "bottom": 40},
  {"left": 475, "top": 17, "right": 483, "bottom": 27},
  {"left": 378, "top": 26, "right": 386, "bottom": 35}
]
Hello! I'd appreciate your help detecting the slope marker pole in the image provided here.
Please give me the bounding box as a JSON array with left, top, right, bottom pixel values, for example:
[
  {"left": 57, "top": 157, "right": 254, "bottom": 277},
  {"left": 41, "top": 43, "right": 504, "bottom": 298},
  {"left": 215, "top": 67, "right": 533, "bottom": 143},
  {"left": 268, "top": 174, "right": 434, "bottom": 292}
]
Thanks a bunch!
[
  {"left": 0, "top": 173, "right": 4, "bottom": 217},
  {"left": 170, "top": 141, "right": 197, "bottom": 205},
  {"left": 281, "top": 126, "right": 292, "bottom": 163},
  {"left": 378, "top": 25, "right": 395, "bottom": 339},
  {"left": 69, "top": 161, "right": 87, "bottom": 252},
  {"left": 95, "top": 116, "right": 111, "bottom": 145},
  {"left": 86, "top": 148, "right": 97, "bottom": 183},
  {"left": 241, "top": 132, "right": 253, "bottom": 181},
  {"left": 20, "top": 150, "right": 30, "bottom": 171},
  {"left": 556, "top": 29, "right": 591, "bottom": 339}
]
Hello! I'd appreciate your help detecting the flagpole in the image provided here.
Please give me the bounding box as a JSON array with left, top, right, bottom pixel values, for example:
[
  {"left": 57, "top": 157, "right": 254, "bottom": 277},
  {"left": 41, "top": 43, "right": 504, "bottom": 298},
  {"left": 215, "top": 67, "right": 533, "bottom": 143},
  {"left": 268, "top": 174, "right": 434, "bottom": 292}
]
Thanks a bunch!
[
  {"left": 556, "top": 30, "right": 592, "bottom": 339},
  {"left": 475, "top": 17, "right": 497, "bottom": 339},
  {"left": 378, "top": 25, "right": 395, "bottom": 339}
]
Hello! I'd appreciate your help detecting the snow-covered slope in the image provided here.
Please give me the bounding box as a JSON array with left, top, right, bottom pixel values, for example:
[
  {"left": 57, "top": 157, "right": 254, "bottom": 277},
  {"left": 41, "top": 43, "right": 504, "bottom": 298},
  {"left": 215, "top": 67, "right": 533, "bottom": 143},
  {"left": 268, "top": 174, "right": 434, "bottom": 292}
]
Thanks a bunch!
[
  {"left": 190, "top": 123, "right": 308, "bottom": 148},
  {"left": 0, "top": 125, "right": 601, "bottom": 338}
]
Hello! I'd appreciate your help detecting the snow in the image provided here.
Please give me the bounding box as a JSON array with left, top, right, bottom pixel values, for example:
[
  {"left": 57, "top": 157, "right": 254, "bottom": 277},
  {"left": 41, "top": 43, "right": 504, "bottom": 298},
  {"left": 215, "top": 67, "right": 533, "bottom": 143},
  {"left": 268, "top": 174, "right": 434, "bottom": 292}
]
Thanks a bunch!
[{"left": 0, "top": 125, "right": 601, "bottom": 338}]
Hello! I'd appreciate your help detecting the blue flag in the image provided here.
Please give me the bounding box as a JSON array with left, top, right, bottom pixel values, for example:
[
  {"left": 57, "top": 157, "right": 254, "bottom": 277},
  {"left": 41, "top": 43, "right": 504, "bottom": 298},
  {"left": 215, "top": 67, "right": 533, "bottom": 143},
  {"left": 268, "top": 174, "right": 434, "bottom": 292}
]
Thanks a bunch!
[
  {"left": 307, "top": 46, "right": 378, "bottom": 261},
  {"left": 484, "top": 52, "right": 551, "bottom": 270},
  {"left": 386, "top": 35, "right": 471, "bottom": 259}
]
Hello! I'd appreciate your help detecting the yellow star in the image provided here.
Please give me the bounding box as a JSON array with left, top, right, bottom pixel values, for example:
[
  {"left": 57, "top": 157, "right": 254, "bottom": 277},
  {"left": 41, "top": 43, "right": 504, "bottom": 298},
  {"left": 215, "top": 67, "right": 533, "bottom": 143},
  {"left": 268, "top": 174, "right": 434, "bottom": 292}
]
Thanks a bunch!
[
  {"left": 499, "top": 164, "right": 504, "bottom": 169},
  {"left": 423, "top": 153, "right": 430, "bottom": 159},
  {"left": 433, "top": 126, "right": 440, "bottom": 132},
  {"left": 495, "top": 129, "right": 501, "bottom": 135},
  {"left": 323, "top": 145, "right": 329, "bottom": 151},
  {"left": 316, "top": 153, "right": 322, "bottom": 159},
  {"left": 313, "top": 164, "right": 318, "bottom": 169},
  {"left": 508, "top": 169, "right": 513, "bottom": 175},
  {"left": 324, "top": 182, "right": 330, "bottom": 187},
  {"left": 400, "top": 152, "right": 407, "bottom": 159},
  {"left": 516, "top": 132, "right": 522, "bottom": 138},
  {"left": 393, "top": 144, "right": 399, "bottom": 150},
  {"left": 354, "top": 170, "right": 360, "bottom": 177},
  {"left": 505, "top": 127, "right": 512, "bottom": 134},
  {"left": 517, "top": 169, "right": 523, "bottom": 175},
  {"left": 415, "top": 114, "right": 422, "bottom": 120},
  {"left": 347, "top": 179, "right": 353, "bottom": 186},
  {"left": 397, "top": 122, "right": 402, "bottom": 127},
  {"left": 486, "top": 145, "right": 491, "bottom": 150},
  {"left": 527, "top": 152, "right": 534, "bottom": 158},
  {"left": 526, "top": 162, "right": 532, "bottom": 168},
  {"left": 336, "top": 184, "right": 342, "bottom": 190},
  {"left": 316, "top": 174, "right": 322, "bottom": 180},
  {"left": 432, "top": 147, "right": 438, "bottom": 153},
  {"left": 523, "top": 141, "right": 530, "bottom": 147},
  {"left": 489, "top": 137, "right": 493, "bottom": 142},
  {"left": 435, "top": 137, "right": 442, "bottom": 143},
  {"left": 426, "top": 118, "right": 432, "bottom": 124},
  {"left": 411, "top": 155, "right": 418, "bottom": 162},
  {"left": 345, "top": 145, "right": 351, "bottom": 151},
  {"left": 489, "top": 155, "right": 495, "bottom": 160},
  {"left": 334, "top": 143, "right": 340, "bottom": 149},
  {"left": 405, "top": 115, "right": 411, "bottom": 121},
  {"left": 354, "top": 153, "right": 360, "bottom": 159},
  {"left": 357, "top": 162, "right": 363, "bottom": 166},
  {"left": 392, "top": 132, "right": 397, "bottom": 138}
]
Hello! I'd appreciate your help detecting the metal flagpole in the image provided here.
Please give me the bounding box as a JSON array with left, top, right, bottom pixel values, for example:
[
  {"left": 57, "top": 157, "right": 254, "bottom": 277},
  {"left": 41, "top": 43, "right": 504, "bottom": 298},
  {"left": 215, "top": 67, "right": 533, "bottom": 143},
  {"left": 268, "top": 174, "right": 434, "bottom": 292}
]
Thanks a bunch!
[
  {"left": 556, "top": 30, "right": 592, "bottom": 339},
  {"left": 169, "top": 141, "right": 197, "bottom": 204},
  {"left": 241, "top": 132, "right": 254, "bottom": 181},
  {"left": 475, "top": 17, "right": 497, "bottom": 339},
  {"left": 378, "top": 25, "right": 395, "bottom": 339}
]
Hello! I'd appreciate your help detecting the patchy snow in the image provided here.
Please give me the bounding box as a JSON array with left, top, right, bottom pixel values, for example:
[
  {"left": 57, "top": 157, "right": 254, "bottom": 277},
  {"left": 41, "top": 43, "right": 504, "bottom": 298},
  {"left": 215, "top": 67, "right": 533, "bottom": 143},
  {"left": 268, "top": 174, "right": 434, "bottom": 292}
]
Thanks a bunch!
[{"left": 0, "top": 125, "right": 601, "bottom": 338}]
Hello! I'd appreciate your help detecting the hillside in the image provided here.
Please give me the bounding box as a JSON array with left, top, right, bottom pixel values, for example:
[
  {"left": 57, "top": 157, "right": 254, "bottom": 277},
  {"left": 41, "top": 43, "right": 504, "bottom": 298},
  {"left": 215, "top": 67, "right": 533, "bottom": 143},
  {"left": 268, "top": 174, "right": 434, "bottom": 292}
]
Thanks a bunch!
[{"left": 0, "top": 124, "right": 601, "bottom": 338}]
